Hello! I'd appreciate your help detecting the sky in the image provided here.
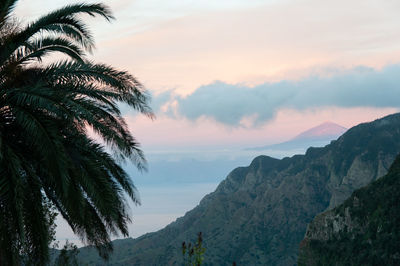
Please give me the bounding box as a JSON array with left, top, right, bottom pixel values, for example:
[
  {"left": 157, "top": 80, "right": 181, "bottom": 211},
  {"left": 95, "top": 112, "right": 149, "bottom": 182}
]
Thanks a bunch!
[{"left": 16, "top": 0, "right": 400, "bottom": 245}]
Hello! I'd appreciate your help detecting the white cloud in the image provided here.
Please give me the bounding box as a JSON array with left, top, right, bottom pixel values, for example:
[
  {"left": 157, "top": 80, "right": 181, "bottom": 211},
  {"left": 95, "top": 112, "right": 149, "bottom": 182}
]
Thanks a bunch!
[{"left": 151, "top": 65, "right": 400, "bottom": 126}]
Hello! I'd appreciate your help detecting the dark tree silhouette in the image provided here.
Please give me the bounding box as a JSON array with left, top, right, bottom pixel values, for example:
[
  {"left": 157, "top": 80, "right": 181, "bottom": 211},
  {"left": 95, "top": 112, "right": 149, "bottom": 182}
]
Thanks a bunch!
[{"left": 0, "top": 1, "right": 153, "bottom": 264}]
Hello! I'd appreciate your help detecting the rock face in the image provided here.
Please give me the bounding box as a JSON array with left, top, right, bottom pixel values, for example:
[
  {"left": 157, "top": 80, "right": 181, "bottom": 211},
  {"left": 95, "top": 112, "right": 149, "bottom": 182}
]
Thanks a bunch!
[
  {"left": 78, "top": 113, "right": 400, "bottom": 265},
  {"left": 298, "top": 155, "right": 400, "bottom": 266}
]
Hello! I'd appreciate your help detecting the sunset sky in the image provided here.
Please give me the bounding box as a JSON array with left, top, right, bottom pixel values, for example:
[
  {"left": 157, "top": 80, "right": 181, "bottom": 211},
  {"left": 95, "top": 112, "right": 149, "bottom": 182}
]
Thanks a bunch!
[
  {"left": 17, "top": 0, "right": 400, "bottom": 243},
  {"left": 17, "top": 0, "right": 400, "bottom": 150}
]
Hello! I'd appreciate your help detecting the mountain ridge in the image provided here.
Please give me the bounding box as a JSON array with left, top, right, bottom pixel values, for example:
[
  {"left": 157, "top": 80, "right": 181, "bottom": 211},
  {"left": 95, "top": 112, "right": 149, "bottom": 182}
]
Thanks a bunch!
[
  {"left": 77, "top": 113, "right": 400, "bottom": 265},
  {"left": 298, "top": 154, "right": 400, "bottom": 265}
]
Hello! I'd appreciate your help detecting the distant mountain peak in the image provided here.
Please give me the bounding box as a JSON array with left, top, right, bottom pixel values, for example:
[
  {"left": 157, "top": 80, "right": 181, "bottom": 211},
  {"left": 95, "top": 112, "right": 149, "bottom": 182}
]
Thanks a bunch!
[
  {"left": 293, "top": 122, "right": 347, "bottom": 141},
  {"left": 247, "top": 121, "right": 348, "bottom": 152}
]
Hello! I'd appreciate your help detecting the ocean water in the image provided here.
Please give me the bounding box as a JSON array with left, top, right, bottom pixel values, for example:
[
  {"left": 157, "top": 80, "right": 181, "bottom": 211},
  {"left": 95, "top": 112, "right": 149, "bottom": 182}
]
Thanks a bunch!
[{"left": 54, "top": 146, "right": 310, "bottom": 246}]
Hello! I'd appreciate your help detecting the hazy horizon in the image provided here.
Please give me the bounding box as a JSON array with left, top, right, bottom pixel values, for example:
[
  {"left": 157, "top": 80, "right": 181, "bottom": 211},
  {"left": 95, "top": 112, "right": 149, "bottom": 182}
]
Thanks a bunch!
[{"left": 16, "top": 0, "right": 400, "bottom": 246}]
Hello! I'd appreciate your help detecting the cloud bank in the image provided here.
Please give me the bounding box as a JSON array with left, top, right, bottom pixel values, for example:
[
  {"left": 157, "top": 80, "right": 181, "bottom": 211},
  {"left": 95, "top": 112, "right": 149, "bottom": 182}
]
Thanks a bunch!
[{"left": 152, "top": 65, "right": 400, "bottom": 127}]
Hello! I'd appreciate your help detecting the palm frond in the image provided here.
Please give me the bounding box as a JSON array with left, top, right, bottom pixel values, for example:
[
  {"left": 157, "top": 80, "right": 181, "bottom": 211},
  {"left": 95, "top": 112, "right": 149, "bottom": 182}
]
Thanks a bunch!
[
  {"left": 0, "top": 1, "right": 153, "bottom": 264},
  {"left": 0, "top": 0, "right": 18, "bottom": 25},
  {"left": 43, "top": 61, "right": 155, "bottom": 117},
  {"left": 0, "top": 3, "right": 113, "bottom": 64},
  {"left": 18, "top": 36, "right": 86, "bottom": 63}
]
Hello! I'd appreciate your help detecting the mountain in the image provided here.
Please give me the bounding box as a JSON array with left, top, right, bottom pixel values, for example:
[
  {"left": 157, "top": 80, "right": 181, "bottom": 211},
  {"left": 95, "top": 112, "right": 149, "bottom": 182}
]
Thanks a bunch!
[
  {"left": 248, "top": 122, "right": 347, "bottom": 151},
  {"left": 77, "top": 113, "right": 400, "bottom": 265},
  {"left": 298, "top": 154, "right": 400, "bottom": 266},
  {"left": 293, "top": 122, "right": 347, "bottom": 141}
]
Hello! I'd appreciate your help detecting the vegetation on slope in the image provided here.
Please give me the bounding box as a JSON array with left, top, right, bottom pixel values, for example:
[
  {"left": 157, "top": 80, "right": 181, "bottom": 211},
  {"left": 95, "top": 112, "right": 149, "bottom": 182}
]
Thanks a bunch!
[{"left": 299, "top": 154, "right": 400, "bottom": 265}]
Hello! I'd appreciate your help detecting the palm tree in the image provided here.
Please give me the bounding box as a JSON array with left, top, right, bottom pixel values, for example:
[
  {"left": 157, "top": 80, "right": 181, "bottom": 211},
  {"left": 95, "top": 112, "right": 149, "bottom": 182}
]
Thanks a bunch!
[{"left": 0, "top": 1, "right": 153, "bottom": 264}]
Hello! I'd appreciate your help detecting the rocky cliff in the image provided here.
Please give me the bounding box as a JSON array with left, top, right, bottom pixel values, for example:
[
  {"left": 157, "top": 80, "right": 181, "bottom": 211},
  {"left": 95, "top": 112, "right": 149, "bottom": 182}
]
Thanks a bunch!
[
  {"left": 77, "top": 113, "right": 400, "bottom": 265},
  {"left": 298, "top": 154, "right": 400, "bottom": 265}
]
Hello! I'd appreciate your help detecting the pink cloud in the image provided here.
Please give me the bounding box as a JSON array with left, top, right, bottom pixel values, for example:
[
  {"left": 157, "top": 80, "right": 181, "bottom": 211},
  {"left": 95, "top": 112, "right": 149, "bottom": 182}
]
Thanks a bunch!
[
  {"left": 125, "top": 107, "right": 399, "bottom": 149},
  {"left": 94, "top": 0, "right": 400, "bottom": 94}
]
